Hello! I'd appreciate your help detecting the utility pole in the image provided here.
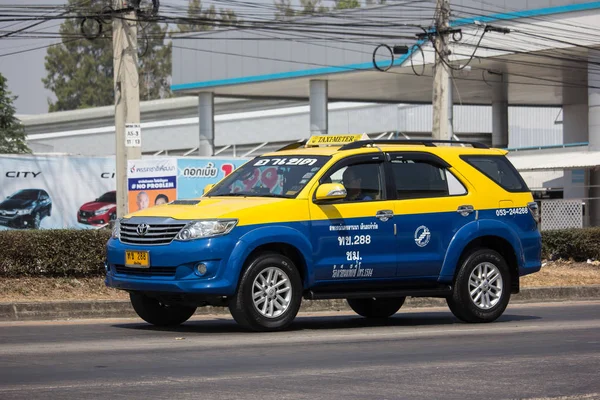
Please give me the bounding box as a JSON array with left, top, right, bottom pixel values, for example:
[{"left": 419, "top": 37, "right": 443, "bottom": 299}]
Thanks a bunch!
[
  {"left": 432, "top": 0, "right": 452, "bottom": 141},
  {"left": 113, "top": 0, "right": 141, "bottom": 218}
]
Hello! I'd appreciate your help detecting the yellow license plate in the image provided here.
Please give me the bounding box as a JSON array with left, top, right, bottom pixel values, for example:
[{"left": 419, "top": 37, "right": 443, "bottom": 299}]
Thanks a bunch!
[{"left": 125, "top": 250, "right": 149, "bottom": 268}]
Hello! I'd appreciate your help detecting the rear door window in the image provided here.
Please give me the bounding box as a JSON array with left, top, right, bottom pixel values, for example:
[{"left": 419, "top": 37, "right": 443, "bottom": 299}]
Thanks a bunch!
[{"left": 461, "top": 155, "right": 529, "bottom": 192}]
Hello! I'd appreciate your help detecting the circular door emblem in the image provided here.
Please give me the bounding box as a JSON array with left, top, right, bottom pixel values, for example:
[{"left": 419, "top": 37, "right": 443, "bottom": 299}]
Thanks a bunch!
[
  {"left": 414, "top": 225, "right": 431, "bottom": 247},
  {"left": 136, "top": 223, "right": 150, "bottom": 236}
]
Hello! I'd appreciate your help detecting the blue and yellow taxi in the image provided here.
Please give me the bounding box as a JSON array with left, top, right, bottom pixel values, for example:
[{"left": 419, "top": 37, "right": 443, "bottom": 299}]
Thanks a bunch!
[{"left": 105, "top": 135, "right": 542, "bottom": 331}]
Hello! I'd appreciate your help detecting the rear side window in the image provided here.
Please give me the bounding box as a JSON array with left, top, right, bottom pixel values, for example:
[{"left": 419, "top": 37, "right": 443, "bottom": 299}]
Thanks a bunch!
[
  {"left": 391, "top": 160, "right": 466, "bottom": 199},
  {"left": 461, "top": 155, "right": 529, "bottom": 192}
]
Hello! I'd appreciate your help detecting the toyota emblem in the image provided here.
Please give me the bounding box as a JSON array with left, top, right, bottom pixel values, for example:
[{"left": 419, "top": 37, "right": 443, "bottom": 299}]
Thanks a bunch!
[{"left": 136, "top": 223, "right": 150, "bottom": 236}]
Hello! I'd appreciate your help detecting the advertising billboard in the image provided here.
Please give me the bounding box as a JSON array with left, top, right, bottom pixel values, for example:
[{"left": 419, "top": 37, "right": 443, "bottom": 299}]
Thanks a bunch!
[
  {"left": 127, "top": 158, "right": 178, "bottom": 212},
  {"left": 176, "top": 158, "right": 248, "bottom": 199},
  {"left": 0, "top": 155, "right": 115, "bottom": 230},
  {"left": 0, "top": 154, "right": 249, "bottom": 230}
]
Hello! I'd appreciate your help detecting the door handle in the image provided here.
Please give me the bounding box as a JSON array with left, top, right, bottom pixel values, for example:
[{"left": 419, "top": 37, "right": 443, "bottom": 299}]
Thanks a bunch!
[
  {"left": 376, "top": 210, "right": 394, "bottom": 222},
  {"left": 457, "top": 205, "right": 474, "bottom": 217}
]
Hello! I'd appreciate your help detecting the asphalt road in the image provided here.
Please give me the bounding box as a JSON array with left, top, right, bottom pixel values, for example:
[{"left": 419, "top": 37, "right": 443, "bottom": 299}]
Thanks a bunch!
[{"left": 0, "top": 301, "right": 599, "bottom": 400}]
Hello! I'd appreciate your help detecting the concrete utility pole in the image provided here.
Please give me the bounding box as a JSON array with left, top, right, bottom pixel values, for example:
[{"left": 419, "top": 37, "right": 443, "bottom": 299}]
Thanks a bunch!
[
  {"left": 113, "top": 0, "right": 141, "bottom": 217},
  {"left": 432, "top": 0, "right": 452, "bottom": 141}
]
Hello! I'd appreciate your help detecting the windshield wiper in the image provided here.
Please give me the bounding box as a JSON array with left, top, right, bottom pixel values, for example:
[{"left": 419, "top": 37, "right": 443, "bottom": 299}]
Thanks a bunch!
[
  {"left": 210, "top": 193, "right": 290, "bottom": 198},
  {"left": 253, "top": 194, "right": 290, "bottom": 198},
  {"left": 209, "top": 193, "right": 250, "bottom": 197}
]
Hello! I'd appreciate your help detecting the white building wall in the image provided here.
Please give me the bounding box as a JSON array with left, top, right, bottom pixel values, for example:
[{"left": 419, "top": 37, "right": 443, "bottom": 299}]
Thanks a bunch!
[{"left": 25, "top": 102, "right": 564, "bottom": 156}]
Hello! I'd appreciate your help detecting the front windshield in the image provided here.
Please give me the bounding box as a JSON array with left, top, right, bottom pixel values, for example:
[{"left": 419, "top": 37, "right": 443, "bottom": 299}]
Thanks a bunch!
[
  {"left": 98, "top": 192, "right": 116, "bottom": 203},
  {"left": 208, "top": 155, "right": 330, "bottom": 198},
  {"left": 11, "top": 190, "right": 39, "bottom": 200}
]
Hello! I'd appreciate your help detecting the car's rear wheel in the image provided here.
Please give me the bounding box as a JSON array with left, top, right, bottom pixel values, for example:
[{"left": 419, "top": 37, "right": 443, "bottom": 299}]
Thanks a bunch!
[
  {"left": 130, "top": 292, "right": 197, "bottom": 326},
  {"left": 347, "top": 297, "right": 405, "bottom": 318},
  {"left": 446, "top": 248, "right": 511, "bottom": 323},
  {"left": 229, "top": 252, "right": 302, "bottom": 332}
]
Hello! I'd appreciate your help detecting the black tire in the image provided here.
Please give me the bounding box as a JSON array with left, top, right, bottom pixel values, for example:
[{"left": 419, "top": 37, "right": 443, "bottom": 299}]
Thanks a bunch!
[
  {"left": 130, "top": 292, "right": 197, "bottom": 327},
  {"left": 446, "top": 248, "right": 511, "bottom": 323},
  {"left": 229, "top": 252, "right": 303, "bottom": 332},
  {"left": 347, "top": 297, "right": 405, "bottom": 318}
]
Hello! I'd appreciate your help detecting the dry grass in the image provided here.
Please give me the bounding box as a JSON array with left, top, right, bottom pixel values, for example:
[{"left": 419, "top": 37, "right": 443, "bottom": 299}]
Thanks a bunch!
[
  {"left": 0, "top": 277, "right": 128, "bottom": 303},
  {"left": 1, "top": 261, "right": 599, "bottom": 303},
  {"left": 521, "top": 260, "right": 600, "bottom": 287}
]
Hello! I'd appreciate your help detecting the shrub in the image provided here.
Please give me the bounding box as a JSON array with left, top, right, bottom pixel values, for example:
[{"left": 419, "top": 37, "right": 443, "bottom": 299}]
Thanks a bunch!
[
  {"left": 0, "top": 229, "right": 111, "bottom": 277},
  {"left": 541, "top": 227, "right": 600, "bottom": 262},
  {"left": 1, "top": 227, "right": 599, "bottom": 278}
]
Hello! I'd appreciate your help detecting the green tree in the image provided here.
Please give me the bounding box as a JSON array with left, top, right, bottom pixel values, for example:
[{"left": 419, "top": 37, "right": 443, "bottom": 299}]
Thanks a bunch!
[
  {"left": 0, "top": 73, "right": 30, "bottom": 154},
  {"left": 274, "top": 0, "right": 296, "bottom": 19},
  {"left": 175, "top": 0, "right": 239, "bottom": 32},
  {"left": 43, "top": 0, "right": 172, "bottom": 111},
  {"left": 334, "top": 0, "right": 361, "bottom": 10},
  {"left": 275, "top": 0, "right": 368, "bottom": 19},
  {"left": 299, "top": 0, "right": 329, "bottom": 15}
]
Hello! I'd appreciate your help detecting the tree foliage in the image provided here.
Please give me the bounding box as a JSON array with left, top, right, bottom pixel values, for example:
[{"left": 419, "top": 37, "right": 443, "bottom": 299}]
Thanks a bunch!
[
  {"left": 275, "top": 0, "right": 329, "bottom": 18},
  {"left": 0, "top": 73, "right": 30, "bottom": 154},
  {"left": 175, "top": 0, "right": 239, "bottom": 32},
  {"left": 334, "top": 0, "right": 361, "bottom": 10},
  {"left": 274, "top": 0, "right": 385, "bottom": 19},
  {"left": 43, "top": 0, "right": 172, "bottom": 111}
]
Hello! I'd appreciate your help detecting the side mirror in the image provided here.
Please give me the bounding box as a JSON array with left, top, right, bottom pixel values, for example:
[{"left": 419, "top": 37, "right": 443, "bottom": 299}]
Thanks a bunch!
[
  {"left": 315, "top": 183, "right": 347, "bottom": 202},
  {"left": 203, "top": 184, "right": 215, "bottom": 195}
]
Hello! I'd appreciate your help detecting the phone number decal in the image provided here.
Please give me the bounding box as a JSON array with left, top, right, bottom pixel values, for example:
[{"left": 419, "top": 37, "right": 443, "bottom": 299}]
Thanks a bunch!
[{"left": 496, "top": 207, "right": 528, "bottom": 217}]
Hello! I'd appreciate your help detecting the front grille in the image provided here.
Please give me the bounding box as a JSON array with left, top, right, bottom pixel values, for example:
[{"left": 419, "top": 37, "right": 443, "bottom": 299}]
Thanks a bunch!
[
  {"left": 80, "top": 210, "right": 94, "bottom": 218},
  {"left": 114, "top": 265, "right": 176, "bottom": 276},
  {"left": 119, "top": 222, "right": 186, "bottom": 245}
]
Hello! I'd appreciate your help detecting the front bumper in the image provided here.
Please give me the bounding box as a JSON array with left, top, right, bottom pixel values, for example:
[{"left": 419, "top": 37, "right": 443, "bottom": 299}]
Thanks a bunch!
[
  {"left": 105, "top": 235, "right": 241, "bottom": 296},
  {"left": 0, "top": 214, "right": 30, "bottom": 228},
  {"left": 78, "top": 211, "right": 111, "bottom": 226}
]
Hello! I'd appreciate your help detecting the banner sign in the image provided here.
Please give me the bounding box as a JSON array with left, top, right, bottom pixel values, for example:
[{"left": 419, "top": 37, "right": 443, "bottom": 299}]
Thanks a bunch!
[
  {"left": 176, "top": 158, "right": 248, "bottom": 199},
  {"left": 0, "top": 154, "right": 250, "bottom": 230},
  {"left": 127, "top": 158, "right": 177, "bottom": 212},
  {"left": 0, "top": 155, "right": 115, "bottom": 230}
]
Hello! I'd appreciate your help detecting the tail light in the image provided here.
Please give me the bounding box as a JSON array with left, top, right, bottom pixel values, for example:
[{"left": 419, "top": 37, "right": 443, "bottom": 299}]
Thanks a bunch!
[{"left": 528, "top": 201, "right": 540, "bottom": 227}]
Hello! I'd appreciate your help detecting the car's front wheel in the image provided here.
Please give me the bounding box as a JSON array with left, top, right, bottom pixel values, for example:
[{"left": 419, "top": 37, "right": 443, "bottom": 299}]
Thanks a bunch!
[
  {"left": 32, "top": 212, "right": 41, "bottom": 229},
  {"left": 130, "top": 292, "right": 197, "bottom": 326},
  {"left": 347, "top": 297, "right": 405, "bottom": 318},
  {"left": 446, "top": 248, "right": 511, "bottom": 323},
  {"left": 229, "top": 252, "right": 303, "bottom": 332}
]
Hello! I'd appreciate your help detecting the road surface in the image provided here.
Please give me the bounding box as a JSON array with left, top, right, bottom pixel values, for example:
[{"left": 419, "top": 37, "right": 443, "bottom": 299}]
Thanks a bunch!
[{"left": 0, "top": 301, "right": 599, "bottom": 399}]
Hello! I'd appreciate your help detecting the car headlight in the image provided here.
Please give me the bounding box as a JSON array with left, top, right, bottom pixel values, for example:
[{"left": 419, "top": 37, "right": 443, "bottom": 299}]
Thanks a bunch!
[
  {"left": 112, "top": 218, "right": 121, "bottom": 239},
  {"left": 95, "top": 206, "right": 112, "bottom": 215},
  {"left": 17, "top": 209, "right": 32, "bottom": 215},
  {"left": 175, "top": 220, "right": 237, "bottom": 241}
]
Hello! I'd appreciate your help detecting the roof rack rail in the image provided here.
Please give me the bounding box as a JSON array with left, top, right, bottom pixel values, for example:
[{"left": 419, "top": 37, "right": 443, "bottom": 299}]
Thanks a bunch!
[
  {"left": 276, "top": 140, "right": 307, "bottom": 152},
  {"left": 339, "top": 139, "right": 489, "bottom": 151}
]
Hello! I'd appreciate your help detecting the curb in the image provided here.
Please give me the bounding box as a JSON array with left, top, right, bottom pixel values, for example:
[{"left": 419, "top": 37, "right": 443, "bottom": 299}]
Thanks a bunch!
[{"left": 1, "top": 285, "right": 600, "bottom": 322}]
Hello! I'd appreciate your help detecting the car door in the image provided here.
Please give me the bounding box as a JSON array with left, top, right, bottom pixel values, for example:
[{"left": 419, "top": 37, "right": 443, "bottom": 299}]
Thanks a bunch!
[
  {"left": 308, "top": 153, "right": 398, "bottom": 283},
  {"left": 387, "top": 152, "right": 476, "bottom": 278}
]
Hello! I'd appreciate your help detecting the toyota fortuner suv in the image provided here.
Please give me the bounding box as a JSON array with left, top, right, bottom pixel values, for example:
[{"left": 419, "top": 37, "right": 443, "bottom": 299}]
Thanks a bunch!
[{"left": 105, "top": 135, "right": 542, "bottom": 332}]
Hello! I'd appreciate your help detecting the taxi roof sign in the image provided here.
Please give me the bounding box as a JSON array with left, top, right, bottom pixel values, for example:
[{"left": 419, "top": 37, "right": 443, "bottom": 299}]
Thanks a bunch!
[{"left": 306, "top": 133, "right": 369, "bottom": 147}]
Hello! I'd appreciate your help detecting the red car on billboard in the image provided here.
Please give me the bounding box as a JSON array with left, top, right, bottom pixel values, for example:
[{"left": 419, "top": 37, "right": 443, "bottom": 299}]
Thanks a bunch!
[{"left": 78, "top": 191, "right": 116, "bottom": 226}]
